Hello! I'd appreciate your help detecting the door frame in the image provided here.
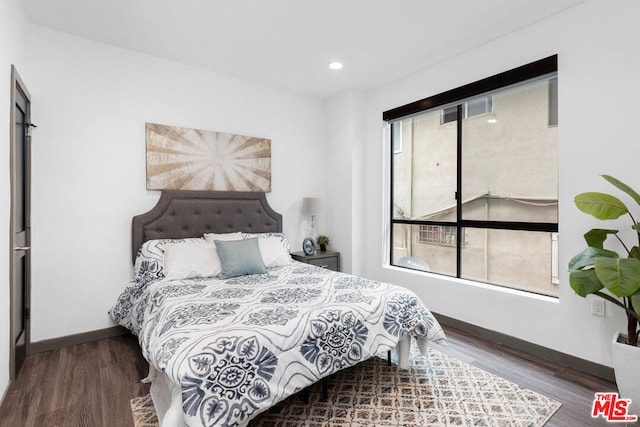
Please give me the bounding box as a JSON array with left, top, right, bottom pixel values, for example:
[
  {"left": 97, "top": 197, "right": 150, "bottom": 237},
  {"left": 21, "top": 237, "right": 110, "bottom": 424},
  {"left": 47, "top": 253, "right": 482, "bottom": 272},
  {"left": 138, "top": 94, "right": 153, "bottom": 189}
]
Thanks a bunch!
[{"left": 9, "top": 65, "right": 32, "bottom": 380}]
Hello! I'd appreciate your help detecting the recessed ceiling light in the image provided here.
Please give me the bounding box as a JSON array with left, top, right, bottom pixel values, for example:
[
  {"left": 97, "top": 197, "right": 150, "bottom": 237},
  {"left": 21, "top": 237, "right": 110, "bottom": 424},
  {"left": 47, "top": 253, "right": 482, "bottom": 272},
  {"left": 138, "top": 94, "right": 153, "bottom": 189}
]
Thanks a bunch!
[{"left": 329, "top": 62, "right": 343, "bottom": 70}]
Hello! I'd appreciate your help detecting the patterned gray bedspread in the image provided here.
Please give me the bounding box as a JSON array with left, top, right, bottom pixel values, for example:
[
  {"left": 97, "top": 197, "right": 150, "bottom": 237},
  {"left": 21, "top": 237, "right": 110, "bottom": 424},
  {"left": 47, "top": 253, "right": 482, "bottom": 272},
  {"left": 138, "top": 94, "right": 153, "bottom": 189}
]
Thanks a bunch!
[{"left": 111, "top": 262, "right": 446, "bottom": 426}]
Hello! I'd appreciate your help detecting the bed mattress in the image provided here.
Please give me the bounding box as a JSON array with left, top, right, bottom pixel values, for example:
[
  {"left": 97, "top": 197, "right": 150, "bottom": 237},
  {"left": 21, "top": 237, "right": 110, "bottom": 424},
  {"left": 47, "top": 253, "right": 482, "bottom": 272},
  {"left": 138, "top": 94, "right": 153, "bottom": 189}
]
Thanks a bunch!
[{"left": 112, "top": 261, "right": 446, "bottom": 426}]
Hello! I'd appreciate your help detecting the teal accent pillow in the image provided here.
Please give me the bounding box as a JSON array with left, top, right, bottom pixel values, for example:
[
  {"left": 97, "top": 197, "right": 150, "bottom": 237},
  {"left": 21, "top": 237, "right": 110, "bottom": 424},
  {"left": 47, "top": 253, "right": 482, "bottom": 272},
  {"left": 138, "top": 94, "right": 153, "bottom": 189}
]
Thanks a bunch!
[{"left": 215, "top": 238, "right": 267, "bottom": 279}]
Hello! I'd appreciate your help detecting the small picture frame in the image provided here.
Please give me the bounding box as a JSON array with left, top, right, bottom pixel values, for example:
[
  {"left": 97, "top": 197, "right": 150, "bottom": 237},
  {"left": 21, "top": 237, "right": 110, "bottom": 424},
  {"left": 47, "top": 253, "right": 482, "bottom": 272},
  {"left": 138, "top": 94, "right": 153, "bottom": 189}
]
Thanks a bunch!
[{"left": 302, "top": 237, "right": 317, "bottom": 255}]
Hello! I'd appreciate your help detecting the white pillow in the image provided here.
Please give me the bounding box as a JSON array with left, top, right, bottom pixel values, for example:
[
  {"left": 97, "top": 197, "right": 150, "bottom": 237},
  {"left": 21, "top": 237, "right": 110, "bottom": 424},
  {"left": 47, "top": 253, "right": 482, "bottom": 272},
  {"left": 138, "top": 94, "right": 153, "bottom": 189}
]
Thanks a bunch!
[
  {"left": 257, "top": 236, "right": 292, "bottom": 267},
  {"left": 203, "top": 232, "right": 243, "bottom": 246},
  {"left": 242, "top": 233, "right": 291, "bottom": 252},
  {"left": 163, "top": 242, "right": 221, "bottom": 280}
]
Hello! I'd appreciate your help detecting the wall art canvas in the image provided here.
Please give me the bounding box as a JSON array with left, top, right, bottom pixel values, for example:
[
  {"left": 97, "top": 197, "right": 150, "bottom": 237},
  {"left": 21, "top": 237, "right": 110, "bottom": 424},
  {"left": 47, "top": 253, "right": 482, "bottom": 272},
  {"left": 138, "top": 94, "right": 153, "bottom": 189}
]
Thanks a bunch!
[{"left": 145, "top": 122, "right": 271, "bottom": 192}]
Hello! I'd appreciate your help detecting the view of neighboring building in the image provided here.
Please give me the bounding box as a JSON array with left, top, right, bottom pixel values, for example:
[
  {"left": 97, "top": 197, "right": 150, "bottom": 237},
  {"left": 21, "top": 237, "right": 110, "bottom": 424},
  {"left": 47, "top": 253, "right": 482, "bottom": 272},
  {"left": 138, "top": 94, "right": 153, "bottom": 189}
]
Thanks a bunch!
[{"left": 392, "top": 75, "right": 558, "bottom": 296}]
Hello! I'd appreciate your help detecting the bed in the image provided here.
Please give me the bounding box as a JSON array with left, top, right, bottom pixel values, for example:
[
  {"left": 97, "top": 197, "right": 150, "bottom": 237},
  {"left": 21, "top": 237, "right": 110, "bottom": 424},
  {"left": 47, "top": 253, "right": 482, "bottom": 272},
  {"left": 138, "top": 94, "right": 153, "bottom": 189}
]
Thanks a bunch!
[{"left": 111, "top": 190, "right": 446, "bottom": 427}]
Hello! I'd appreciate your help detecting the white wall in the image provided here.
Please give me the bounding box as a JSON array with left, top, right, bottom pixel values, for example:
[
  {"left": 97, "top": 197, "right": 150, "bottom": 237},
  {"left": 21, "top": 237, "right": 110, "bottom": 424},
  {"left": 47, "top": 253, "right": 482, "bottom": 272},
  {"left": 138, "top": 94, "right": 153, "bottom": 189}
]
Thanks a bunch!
[
  {"left": 22, "top": 25, "right": 326, "bottom": 343},
  {"left": 356, "top": 0, "right": 640, "bottom": 367},
  {"left": 0, "top": 0, "right": 28, "bottom": 401},
  {"left": 325, "top": 90, "right": 367, "bottom": 274}
]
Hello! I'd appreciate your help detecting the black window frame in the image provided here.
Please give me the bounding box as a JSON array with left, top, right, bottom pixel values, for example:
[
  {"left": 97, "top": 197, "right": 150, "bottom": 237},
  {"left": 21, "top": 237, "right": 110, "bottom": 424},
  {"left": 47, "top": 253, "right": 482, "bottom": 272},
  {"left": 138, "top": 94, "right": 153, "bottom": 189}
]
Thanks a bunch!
[{"left": 384, "top": 55, "right": 559, "bottom": 283}]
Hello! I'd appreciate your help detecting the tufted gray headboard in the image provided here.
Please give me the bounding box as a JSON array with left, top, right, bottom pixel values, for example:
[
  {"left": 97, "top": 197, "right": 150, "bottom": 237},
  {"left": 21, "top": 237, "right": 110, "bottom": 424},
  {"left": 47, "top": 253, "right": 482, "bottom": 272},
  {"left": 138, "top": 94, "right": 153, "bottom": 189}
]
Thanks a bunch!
[{"left": 132, "top": 190, "right": 283, "bottom": 263}]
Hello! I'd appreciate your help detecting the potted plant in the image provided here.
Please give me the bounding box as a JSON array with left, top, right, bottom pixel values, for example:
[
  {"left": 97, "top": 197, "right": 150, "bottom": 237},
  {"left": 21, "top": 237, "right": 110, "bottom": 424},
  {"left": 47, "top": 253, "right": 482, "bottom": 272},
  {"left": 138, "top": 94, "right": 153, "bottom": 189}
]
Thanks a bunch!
[
  {"left": 317, "top": 235, "right": 330, "bottom": 252},
  {"left": 569, "top": 175, "right": 640, "bottom": 408}
]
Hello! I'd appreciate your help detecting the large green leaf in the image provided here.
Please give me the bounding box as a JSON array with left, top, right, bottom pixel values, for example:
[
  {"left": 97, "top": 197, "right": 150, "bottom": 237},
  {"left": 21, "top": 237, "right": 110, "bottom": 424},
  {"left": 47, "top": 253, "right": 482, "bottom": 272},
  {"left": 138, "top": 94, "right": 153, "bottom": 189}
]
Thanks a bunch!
[
  {"left": 575, "top": 192, "right": 628, "bottom": 220},
  {"left": 594, "top": 257, "right": 640, "bottom": 297},
  {"left": 569, "top": 269, "right": 604, "bottom": 297},
  {"left": 583, "top": 228, "right": 619, "bottom": 249},
  {"left": 568, "top": 247, "right": 618, "bottom": 272},
  {"left": 631, "top": 293, "right": 640, "bottom": 321},
  {"left": 602, "top": 175, "right": 640, "bottom": 207}
]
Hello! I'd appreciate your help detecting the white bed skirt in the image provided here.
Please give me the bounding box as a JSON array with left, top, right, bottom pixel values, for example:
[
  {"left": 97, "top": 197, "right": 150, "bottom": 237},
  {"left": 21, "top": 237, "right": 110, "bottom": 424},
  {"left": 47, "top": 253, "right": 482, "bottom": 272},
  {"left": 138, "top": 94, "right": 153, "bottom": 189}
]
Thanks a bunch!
[
  {"left": 144, "top": 364, "right": 183, "bottom": 427},
  {"left": 145, "top": 335, "right": 425, "bottom": 427}
]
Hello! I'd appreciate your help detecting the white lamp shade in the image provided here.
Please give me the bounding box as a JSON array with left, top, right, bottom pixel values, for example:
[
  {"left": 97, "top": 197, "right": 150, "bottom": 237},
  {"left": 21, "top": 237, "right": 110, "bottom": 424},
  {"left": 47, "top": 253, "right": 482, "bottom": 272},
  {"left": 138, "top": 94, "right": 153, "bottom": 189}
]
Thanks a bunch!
[{"left": 302, "top": 197, "right": 322, "bottom": 215}]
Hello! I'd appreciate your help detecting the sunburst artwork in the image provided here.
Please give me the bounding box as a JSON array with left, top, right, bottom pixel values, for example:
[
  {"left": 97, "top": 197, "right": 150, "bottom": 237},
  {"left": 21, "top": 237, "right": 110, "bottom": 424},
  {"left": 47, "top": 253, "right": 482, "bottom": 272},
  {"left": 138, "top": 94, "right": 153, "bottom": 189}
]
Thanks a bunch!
[{"left": 145, "top": 123, "right": 271, "bottom": 192}]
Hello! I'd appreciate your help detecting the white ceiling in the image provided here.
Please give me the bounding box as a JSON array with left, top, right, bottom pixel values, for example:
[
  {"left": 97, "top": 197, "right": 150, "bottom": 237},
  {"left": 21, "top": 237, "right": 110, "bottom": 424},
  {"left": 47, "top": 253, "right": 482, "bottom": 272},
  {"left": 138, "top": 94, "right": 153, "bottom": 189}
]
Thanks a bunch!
[{"left": 21, "top": 0, "right": 585, "bottom": 98}]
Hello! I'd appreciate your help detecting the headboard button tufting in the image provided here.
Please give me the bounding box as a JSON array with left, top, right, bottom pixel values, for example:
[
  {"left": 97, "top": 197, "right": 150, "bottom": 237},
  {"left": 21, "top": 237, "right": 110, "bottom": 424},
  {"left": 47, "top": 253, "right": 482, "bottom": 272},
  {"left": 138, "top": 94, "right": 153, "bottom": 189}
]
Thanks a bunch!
[{"left": 132, "top": 191, "right": 282, "bottom": 263}]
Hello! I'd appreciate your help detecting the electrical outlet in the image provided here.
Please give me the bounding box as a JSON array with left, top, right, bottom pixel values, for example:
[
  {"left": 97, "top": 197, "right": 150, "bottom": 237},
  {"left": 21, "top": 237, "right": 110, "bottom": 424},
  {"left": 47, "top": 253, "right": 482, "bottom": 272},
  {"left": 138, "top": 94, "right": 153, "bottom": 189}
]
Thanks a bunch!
[{"left": 591, "top": 299, "right": 606, "bottom": 316}]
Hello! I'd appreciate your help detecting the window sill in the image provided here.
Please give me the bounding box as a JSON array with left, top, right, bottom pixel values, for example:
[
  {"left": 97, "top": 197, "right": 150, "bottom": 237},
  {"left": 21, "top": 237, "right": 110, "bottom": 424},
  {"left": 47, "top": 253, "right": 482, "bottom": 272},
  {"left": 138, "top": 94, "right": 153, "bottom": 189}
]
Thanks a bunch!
[{"left": 383, "top": 263, "right": 560, "bottom": 304}]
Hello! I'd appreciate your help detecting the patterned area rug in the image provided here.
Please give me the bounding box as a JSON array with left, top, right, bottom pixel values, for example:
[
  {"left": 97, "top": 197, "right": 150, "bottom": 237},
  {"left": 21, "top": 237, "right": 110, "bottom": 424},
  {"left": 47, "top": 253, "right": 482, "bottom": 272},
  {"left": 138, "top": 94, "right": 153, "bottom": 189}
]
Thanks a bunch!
[{"left": 130, "top": 346, "right": 561, "bottom": 426}]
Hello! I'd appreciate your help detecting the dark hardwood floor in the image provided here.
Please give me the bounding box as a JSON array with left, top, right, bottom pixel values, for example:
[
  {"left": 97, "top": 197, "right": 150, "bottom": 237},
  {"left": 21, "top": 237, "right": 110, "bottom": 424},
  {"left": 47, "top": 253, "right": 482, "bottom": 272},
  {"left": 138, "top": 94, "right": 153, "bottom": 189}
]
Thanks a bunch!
[
  {"left": 0, "top": 334, "right": 149, "bottom": 427},
  {"left": 0, "top": 325, "right": 617, "bottom": 426}
]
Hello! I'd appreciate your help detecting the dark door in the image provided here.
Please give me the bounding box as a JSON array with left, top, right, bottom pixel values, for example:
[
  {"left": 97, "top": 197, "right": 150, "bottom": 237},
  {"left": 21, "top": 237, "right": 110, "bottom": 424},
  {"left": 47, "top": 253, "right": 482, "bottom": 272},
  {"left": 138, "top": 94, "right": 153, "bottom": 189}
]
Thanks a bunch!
[{"left": 10, "top": 65, "right": 32, "bottom": 379}]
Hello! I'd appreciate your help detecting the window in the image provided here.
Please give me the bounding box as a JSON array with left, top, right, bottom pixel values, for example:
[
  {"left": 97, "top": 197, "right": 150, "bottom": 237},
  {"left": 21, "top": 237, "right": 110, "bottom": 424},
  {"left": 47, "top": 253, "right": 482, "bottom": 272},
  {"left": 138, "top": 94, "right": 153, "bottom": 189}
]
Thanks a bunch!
[
  {"left": 418, "top": 225, "right": 462, "bottom": 246},
  {"left": 441, "top": 106, "right": 457, "bottom": 124},
  {"left": 549, "top": 77, "right": 558, "bottom": 126},
  {"left": 441, "top": 96, "right": 493, "bottom": 124},
  {"left": 384, "top": 56, "right": 559, "bottom": 297},
  {"left": 393, "top": 120, "right": 403, "bottom": 153},
  {"left": 466, "top": 96, "right": 493, "bottom": 118}
]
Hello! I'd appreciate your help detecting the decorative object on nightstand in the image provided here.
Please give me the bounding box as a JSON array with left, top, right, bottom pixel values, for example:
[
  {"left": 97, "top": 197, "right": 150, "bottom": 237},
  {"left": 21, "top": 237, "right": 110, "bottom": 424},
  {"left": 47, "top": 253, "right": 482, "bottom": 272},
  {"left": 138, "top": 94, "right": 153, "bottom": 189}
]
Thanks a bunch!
[
  {"left": 301, "top": 197, "right": 322, "bottom": 237},
  {"left": 291, "top": 250, "right": 340, "bottom": 272},
  {"left": 316, "top": 235, "right": 330, "bottom": 252},
  {"left": 302, "top": 237, "right": 317, "bottom": 255}
]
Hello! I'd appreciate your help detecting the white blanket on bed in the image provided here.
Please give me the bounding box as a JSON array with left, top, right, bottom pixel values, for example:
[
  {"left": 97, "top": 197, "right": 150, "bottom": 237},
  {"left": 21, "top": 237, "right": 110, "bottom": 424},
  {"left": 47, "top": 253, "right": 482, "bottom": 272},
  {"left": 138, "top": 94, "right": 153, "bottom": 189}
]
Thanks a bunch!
[{"left": 112, "top": 262, "right": 446, "bottom": 427}]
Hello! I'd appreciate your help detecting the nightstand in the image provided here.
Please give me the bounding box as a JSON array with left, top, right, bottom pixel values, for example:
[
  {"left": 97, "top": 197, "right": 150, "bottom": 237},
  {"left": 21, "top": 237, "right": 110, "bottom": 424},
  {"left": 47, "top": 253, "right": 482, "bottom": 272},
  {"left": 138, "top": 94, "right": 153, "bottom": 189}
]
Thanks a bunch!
[{"left": 291, "top": 250, "right": 340, "bottom": 272}]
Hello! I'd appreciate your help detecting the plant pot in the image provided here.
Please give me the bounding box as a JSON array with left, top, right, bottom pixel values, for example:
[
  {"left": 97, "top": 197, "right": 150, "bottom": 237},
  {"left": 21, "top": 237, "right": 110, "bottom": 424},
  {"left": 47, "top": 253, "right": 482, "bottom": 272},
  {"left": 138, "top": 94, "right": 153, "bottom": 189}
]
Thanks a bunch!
[{"left": 612, "top": 332, "right": 640, "bottom": 416}]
